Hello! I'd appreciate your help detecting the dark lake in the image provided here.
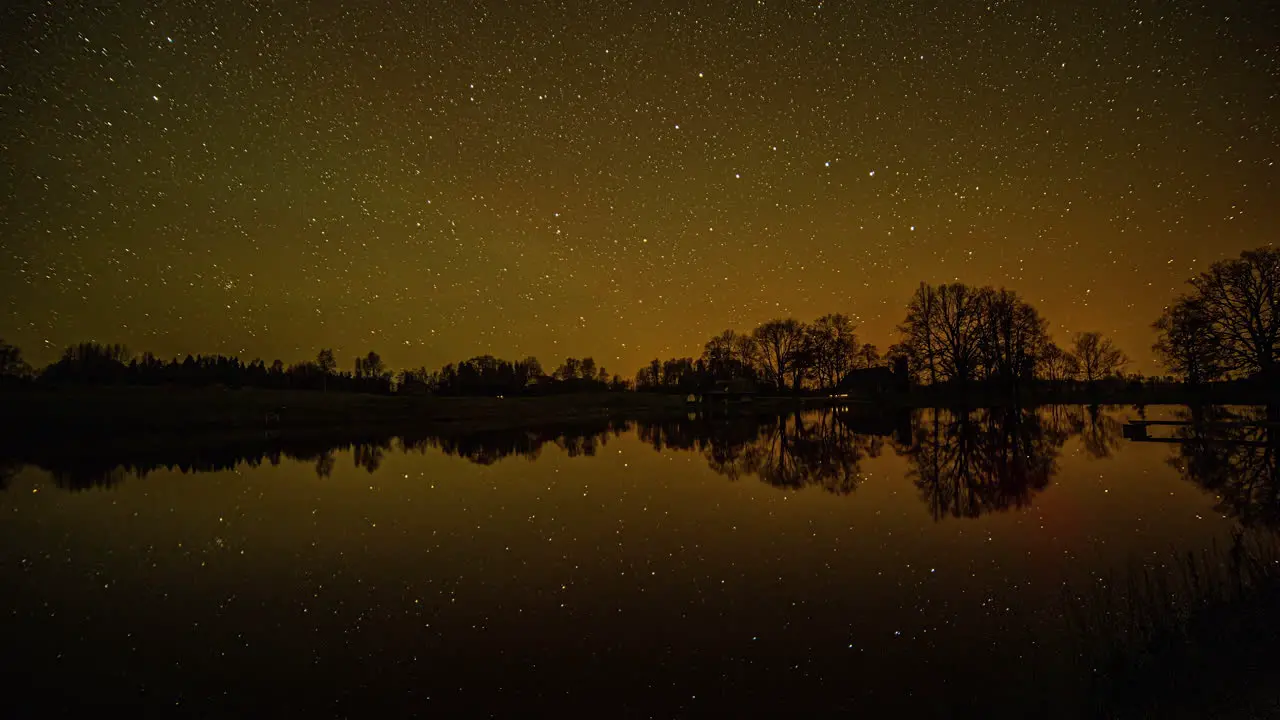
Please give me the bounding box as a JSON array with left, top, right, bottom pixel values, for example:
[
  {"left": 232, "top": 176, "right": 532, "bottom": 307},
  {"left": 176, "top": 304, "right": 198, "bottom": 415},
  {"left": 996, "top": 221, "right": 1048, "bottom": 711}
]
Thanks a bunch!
[{"left": 4, "top": 404, "right": 1278, "bottom": 716}]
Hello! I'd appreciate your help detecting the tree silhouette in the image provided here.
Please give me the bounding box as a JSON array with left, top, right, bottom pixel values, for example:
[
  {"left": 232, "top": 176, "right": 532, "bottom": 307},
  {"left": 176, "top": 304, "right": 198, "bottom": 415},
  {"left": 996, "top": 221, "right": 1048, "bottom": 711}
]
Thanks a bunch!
[
  {"left": 1181, "top": 247, "right": 1280, "bottom": 379},
  {"left": 898, "top": 283, "right": 986, "bottom": 383},
  {"left": 40, "top": 342, "right": 131, "bottom": 384},
  {"left": 1071, "top": 331, "right": 1128, "bottom": 382},
  {"left": 354, "top": 351, "right": 386, "bottom": 380},
  {"left": 753, "top": 318, "right": 808, "bottom": 392},
  {"left": 975, "top": 288, "right": 1050, "bottom": 386},
  {"left": 1153, "top": 295, "right": 1228, "bottom": 384},
  {"left": 1166, "top": 406, "right": 1280, "bottom": 527},
  {"left": 555, "top": 357, "right": 582, "bottom": 381},
  {"left": 0, "top": 339, "right": 31, "bottom": 380},
  {"left": 316, "top": 348, "right": 336, "bottom": 391},
  {"left": 807, "top": 313, "right": 859, "bottom": 390},
  {"left": 316, "top": 348, "right": 336, "bottom": 374},
  {"left": 1038, "top": 343, "right": 1078, "bottom": 382},
  {"left": 1152, "top": 245, "right": 1280, "bottom": 381},
  {"left": 515, "top": 356, "right": 544, "bottom": 386},
  {"left": 898, "top": 283, "right": 1054, "bottom": 387},
  {"left": 701, "top": 329, "right": 758, "bottom": 383},
  {"left": 854, "top": 342, "right": 881, "bottom": 369}
]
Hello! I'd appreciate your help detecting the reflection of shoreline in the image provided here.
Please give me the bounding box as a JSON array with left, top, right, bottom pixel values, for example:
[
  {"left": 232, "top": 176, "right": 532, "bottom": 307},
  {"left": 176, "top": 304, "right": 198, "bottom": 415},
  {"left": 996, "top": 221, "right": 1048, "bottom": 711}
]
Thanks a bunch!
[
  {"left": 639, "top": 409, "right": 894, "bottom": 495},
  {"left": 0, "top": 419, "right": 637, "bottom": 491},
  {"left": 894, "top": 406, "right": 1121, "bottom": 519},
  {"left": 1160, "top": 406, "right": 1280, "bottom": 528},
  {"left": 20, "top": 402, "right": 1279, "bottom": 528},
  {"left": 4, "top": 405, "right": 1137, "bottom": 524}
]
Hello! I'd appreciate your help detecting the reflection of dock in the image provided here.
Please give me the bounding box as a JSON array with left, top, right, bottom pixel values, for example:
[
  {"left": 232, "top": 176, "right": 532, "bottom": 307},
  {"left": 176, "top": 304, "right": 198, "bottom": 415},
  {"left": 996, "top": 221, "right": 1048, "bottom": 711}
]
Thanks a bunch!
[{"left": 1123, "top": 419, "right": 1275, "bottom": 447}]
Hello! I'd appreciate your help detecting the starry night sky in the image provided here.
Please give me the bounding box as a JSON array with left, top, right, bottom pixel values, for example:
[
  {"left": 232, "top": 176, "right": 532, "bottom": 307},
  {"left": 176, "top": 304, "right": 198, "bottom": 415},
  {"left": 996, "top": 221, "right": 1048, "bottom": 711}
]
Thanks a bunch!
[{"left": 2, "top": 0, "right": 1277, "bottom": 374}]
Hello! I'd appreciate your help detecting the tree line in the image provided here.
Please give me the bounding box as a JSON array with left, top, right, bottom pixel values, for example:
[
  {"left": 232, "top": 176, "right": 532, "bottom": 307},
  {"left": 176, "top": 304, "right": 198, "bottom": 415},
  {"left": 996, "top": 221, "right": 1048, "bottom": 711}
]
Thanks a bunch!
[
  {"left": 0, "top": 339, "right": 631, "bottom": 397},
  {"left": 2, "top": 245, "right": 1277, "bottom": 395},
  {"left": 2, "top": 343, "right": 399, "bottom": 393},
  {"left": 634, "top": 314, "right": 881, "bottom": 393},
  {"left": 634, "top": 245, "right": 1280, "bottom": 393},
  {"left": 891, "top": 283, "right": 1127, "bottom": 386},
  {"left": 634, "top": 295, "right": 1128, "bottom": 394},
  {"left": 397, "top": 354, "right": 629, "bottom": 396}
]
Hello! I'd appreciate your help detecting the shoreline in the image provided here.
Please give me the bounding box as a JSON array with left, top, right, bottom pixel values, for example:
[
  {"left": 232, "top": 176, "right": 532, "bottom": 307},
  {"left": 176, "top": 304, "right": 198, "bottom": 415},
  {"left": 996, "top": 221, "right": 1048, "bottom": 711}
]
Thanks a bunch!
[{"left": 0, "top": 384, "right": 1272, "bottom": 442}]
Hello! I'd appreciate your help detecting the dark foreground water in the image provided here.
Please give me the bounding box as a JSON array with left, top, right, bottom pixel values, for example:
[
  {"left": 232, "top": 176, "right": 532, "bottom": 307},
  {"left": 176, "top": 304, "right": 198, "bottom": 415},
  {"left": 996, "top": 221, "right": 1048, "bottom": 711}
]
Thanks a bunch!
[{"left": 3, "top": 405, "right": 1278, "bottom": 716}]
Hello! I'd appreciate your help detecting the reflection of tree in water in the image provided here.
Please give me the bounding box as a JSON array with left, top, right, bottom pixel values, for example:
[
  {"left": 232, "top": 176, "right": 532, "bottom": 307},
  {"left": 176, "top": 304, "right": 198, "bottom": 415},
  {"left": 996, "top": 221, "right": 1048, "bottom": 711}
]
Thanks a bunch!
[
  {"left": 8, "top": 405, "right": 1134, "bottom": 519},
  {"left": 636, "top": 409, "right": 885, "bottom": 495},
  {"left": 1166, "top": 405, "right": 1280, "bottom": 528},
  {"left": 50, "top": 466, "right": 129, "bottom": 491},
  {"left": 635, "top": 414, "right": 766, "bottom": 482},
  {"left": 897, "top": 407, "right": 1074, "bottom": 520},
  {"left": 0, "top": 459, "right": 19, "bottom": 490},
  {"left": 9, "top": 436, "right": 384, "bottom": 489},
  {"left": 1040, "top": 404, "right": 1125, "bottom": 459},
  {"left": 402, "top": 420, "right": 630, "bottom": 466},
  {"left": 404, "top": 430, "right": 547, "bottom": 465},
  {"left": 743, "top": 411, "right": 884, "bottom": 494},
  {"left": 315, "top": 452, "right": 336, "bottom": 479},
  {"left": 5, "top": 421, "right": 633, "bottom": 489},
  {"left": 353, "top": 442, "right": 386, "bottom": 473}
]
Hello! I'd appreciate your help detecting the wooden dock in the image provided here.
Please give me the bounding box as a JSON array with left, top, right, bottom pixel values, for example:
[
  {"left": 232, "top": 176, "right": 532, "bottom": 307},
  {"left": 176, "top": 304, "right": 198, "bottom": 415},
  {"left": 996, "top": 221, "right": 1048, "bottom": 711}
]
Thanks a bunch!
[{"left": 1123, "top": 419, "right": 1276, "bottom": 446}]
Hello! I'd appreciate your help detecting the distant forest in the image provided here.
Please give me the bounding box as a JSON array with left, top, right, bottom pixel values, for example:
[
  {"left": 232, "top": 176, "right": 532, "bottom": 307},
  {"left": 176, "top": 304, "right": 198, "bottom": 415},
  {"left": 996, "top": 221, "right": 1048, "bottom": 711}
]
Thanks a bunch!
[{"left": 1, "top": 245, "right": 1277, "bottom": 397}]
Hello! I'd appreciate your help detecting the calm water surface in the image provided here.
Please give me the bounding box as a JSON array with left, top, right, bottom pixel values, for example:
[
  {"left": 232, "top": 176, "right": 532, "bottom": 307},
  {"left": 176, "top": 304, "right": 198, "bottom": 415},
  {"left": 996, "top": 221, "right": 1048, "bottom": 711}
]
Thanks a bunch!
[{"left": 2, "top": 405, "right": 1272, "bottom": 715}]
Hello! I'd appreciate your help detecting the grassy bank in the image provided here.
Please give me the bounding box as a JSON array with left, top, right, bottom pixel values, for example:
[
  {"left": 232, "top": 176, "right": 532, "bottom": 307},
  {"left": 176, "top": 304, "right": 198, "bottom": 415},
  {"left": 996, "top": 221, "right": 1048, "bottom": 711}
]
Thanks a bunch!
[{"left": 1063, "top": 531, "right": 1280, "bottom": 718}]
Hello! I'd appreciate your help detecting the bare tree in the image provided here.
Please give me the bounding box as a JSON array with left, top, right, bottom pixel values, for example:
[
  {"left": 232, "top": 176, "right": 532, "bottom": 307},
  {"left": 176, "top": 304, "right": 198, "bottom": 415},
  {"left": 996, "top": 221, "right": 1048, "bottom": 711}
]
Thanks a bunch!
[
  {"left": 899, "top": 283, "right": 986, "bottom": 383},
  {"left": 1038, "top": 343, "right": 1078, "bottom": 382},
  {"left": 806, "top": 314, "right": 859, "bottom": 390},
  {"left": 316, "top": 348, "right": 336, "bottom": 391},
  {"left": 1153, "top": 295, "right": 1225, "bottom": 384},
  {"left": 703, "top": 329, "right": 757, "bottom": 382},
  {"left": 899, "top": 283, "right": 940, "bottom": 384},
  {"left": 752, "top": 318, "right": 808, "bottom": 392},
  {"left": 977, "top": 288, "right": 1050, "bottom": 385},
  {"left": 1071, "top": 331, "right": 1128, "bottom": 382},
  {"left": 1178, "top": 247, "right": 1280, "bottom": 378},
  {"left": 886, "top": 342, "right": 917, "bottom": 382},
  {"left": 855, "top": 343, "right": 880, "bottom": 369},
  {"left": 733, "top": 333, "right": 760, "bottom": 379},
  {"left": 932, "top": 283, "right": 986, "bottom": 383}
]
